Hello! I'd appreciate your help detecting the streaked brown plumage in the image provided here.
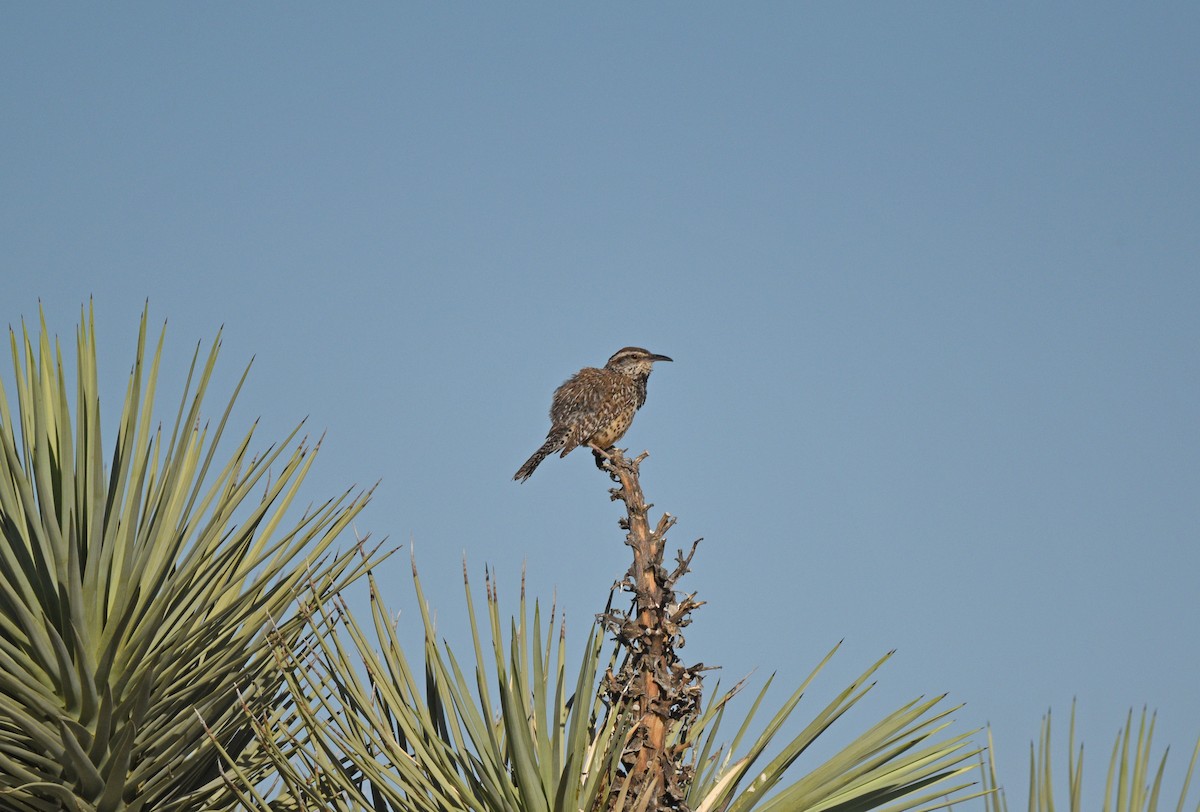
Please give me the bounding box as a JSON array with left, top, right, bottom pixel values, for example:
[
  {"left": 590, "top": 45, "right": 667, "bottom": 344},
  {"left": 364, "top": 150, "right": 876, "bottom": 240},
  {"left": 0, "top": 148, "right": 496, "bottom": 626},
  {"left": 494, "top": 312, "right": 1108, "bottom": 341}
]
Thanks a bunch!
[{"left": 514, "top": 347, "right": 672, "bottom": 482}]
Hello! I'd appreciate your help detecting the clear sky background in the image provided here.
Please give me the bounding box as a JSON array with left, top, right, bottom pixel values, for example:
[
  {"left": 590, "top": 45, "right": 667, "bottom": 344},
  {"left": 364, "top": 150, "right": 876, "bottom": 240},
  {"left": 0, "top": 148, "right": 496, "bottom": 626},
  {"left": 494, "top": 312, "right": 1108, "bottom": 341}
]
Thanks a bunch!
[{"left": 3, "top": 3, "right": 1198, "bottom": 801}]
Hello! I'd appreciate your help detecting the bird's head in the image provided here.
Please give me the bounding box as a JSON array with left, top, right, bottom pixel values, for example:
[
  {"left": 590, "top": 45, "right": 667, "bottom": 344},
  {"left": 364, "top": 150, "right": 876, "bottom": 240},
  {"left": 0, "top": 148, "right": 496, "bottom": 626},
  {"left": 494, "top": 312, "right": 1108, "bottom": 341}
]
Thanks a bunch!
[{"left": 605, "top": 346, "right": 673, "bottom": 377}]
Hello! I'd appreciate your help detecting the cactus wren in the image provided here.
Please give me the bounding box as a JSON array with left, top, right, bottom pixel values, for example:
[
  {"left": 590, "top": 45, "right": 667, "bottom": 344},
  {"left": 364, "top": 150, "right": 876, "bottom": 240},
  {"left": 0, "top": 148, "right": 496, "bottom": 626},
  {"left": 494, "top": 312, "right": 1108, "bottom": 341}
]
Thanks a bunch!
[{"left": 513, "top": 347, "right": 672, "bottom": 482}]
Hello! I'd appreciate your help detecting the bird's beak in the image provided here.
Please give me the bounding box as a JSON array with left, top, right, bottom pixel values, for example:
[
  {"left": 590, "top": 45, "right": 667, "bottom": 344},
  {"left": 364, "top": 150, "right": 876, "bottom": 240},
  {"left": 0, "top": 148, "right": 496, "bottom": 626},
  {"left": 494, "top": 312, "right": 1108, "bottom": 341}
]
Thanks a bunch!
[{"left": 650, "top": 354, "right": 673, "bottom": 363}]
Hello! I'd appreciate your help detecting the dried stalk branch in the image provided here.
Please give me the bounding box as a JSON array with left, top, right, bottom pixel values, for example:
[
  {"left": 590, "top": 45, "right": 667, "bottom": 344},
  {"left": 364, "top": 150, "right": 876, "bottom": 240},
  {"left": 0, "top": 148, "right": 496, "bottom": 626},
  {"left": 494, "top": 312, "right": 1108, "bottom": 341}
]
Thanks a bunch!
[{"left": 594, "top": 447, "right": 705, "bottom": 812}]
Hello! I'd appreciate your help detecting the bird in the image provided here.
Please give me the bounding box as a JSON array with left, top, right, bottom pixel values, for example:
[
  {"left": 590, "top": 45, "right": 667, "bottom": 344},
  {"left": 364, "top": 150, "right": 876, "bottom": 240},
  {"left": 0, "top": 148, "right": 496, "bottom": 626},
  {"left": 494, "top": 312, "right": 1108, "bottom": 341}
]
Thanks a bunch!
[{"left": 514, "top": 346, "right": 672, "bottom": 482}]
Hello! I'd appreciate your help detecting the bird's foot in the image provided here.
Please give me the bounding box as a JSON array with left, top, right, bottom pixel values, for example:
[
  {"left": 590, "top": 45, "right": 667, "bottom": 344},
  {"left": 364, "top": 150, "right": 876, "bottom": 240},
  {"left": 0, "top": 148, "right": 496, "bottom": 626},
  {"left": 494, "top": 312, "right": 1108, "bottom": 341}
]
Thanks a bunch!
[{"left": 589, "top": 444, "right": 621, "bottom": 480}]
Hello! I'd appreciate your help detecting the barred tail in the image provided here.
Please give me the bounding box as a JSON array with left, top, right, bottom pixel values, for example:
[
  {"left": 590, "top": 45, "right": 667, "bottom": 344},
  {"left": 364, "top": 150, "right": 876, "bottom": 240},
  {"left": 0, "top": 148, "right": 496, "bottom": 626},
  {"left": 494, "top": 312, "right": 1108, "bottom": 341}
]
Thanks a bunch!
[{"left": 514, "top": 435, "right": 563, "bottom": 482}]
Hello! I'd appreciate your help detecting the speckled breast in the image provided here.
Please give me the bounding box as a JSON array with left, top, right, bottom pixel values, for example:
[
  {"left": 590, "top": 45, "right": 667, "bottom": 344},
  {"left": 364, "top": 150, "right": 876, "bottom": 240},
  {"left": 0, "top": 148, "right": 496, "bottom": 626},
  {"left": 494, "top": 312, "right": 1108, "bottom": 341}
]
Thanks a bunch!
[{"left": 590, "top": 407, "right": 636, "bottom": 448}]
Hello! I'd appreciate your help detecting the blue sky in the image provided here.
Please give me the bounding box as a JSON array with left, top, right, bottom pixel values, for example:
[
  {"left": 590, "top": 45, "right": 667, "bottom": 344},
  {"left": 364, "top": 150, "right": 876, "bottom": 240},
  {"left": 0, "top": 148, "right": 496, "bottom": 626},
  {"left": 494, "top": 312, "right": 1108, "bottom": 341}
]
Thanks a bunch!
[{"left": 3, "top": 2, "right": 1198, "bottom": 798}]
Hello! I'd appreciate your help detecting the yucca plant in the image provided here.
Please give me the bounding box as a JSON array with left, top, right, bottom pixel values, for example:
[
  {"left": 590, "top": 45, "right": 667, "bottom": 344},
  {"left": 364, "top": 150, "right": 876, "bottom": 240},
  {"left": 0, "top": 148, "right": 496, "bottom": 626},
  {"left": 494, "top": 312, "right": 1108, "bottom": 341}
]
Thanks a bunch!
[
  {"left": 232, "top": 559, "right": 981, "bottom": 812},
  {"left": 0, "top": 305, "right": 377, "bottom": 811},
  {"left": 235, "top": 451, "right": 983, "bottom": 811},
  {"left": 980, "top": 705, "right": 1200, "bottom": 812}
]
